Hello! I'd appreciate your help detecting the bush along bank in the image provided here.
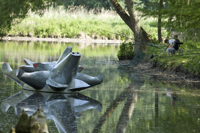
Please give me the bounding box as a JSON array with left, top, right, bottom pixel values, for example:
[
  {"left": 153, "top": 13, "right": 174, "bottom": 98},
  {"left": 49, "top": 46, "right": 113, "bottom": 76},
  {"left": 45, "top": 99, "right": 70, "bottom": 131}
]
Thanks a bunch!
[{"left": 117, "top": 42, "right": 134, "bottom": 60}]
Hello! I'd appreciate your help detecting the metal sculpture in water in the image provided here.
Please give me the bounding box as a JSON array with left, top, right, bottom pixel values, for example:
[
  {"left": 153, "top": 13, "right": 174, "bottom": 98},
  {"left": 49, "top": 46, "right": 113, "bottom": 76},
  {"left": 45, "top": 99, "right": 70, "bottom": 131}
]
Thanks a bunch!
[{"left": 2, "top": 46, "right": 103, "bottom": 92}]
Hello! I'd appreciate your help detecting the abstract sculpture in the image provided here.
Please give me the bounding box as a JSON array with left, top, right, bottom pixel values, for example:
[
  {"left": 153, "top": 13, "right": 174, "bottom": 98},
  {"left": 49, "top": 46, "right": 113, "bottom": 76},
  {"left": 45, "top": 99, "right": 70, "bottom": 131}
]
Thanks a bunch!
[{"left": 2, "top": 46, "right": 103, "bottom": 92}]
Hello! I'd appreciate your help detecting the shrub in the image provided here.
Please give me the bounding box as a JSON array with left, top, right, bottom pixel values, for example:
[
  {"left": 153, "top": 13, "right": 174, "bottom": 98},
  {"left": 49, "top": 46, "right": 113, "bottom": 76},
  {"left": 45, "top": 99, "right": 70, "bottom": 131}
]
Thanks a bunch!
[{"left": 117, "top": 42, "right": 134, "bottom": 60}]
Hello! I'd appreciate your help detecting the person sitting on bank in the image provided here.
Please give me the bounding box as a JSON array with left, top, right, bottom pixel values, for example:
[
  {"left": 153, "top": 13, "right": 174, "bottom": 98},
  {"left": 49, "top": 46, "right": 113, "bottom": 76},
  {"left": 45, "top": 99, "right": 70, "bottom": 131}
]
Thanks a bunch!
[
  {"left": 165, "top": 35, "right": 180, "bottom": 56},
  {"left": 164, "top": 38, "right": 175, "bottom": 50}
]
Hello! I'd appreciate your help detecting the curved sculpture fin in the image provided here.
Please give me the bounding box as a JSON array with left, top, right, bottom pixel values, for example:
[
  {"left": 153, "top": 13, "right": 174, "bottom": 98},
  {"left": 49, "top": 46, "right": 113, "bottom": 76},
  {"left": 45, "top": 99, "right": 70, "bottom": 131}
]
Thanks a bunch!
[
  {"left": 19, "top": 65, "right": 36, "bottom": 72},
  {"left": 46, "top": 78, "right": 68, "bottom": 91},
  {"left": 57, "top": 46, "right": 72, "bottom": 64},
  {"left": 17, "top": 69, "right": 50, "bottom": 90},
  {"left": 33, "top": 63, "right": 52, "bottom": 71},
  {"left": 2, "top": 62, "right": 23, "bottom": 87},
  {"left": 68, "top": 79, "right": 90, "bottom": 91},
  {"left": 75, "top": 73, "right": 103, "bottom": 86},
  {"left": 23, "top": 58, "right": 36, "bottom": 65}
]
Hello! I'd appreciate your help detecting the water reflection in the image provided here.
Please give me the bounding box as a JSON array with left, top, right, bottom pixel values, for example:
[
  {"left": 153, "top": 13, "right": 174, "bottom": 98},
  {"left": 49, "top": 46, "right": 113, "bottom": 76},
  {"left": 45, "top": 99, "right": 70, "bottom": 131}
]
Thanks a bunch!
[
  {"left": 93, "top": 70, "right": 144, "bottom": 133},
  {"left": 163, "top": 88, "right": 181, "bottom": 106},
  {"left": 1, "top": 91, "right": 102, "bottom": 133},
  {"left": 1, "top": 41, "right": 200, "bottom": 133},
  {"left": 0, "top": 41, "right": 119, "bottom": 67}
]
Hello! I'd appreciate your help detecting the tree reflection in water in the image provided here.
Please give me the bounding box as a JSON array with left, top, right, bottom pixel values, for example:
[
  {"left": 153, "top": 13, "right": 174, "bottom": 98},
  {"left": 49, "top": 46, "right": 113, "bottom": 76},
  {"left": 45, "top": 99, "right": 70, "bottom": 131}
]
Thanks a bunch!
[{"left": 92, "top": 71, "right": 144, "bottom": 133}]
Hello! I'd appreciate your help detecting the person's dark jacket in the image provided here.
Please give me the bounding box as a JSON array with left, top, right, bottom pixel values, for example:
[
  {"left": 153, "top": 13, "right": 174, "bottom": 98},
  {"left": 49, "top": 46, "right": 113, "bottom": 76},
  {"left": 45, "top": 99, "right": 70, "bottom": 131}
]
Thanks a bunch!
[{"left": 173, "top": 39, "right": 180, "bottom": 50}]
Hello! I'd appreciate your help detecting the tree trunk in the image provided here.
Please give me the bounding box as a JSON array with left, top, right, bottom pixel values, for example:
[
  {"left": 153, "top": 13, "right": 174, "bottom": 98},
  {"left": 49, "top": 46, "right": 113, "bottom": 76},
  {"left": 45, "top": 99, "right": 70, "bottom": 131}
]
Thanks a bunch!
[
  {"left": 109, "top": 0, "right": 150, "bottom": 54},
  {"left": 125, "top": 0, "right": 147, "bottom": 53},
  {"left": 188, "top": 0, "right": 190, "bottom": 5},
  {"left": 115, "top": 92, "right": 137, "bottom": 133},
  {"left": 158, "top": 0, "right": 163, "bottom": 43}
]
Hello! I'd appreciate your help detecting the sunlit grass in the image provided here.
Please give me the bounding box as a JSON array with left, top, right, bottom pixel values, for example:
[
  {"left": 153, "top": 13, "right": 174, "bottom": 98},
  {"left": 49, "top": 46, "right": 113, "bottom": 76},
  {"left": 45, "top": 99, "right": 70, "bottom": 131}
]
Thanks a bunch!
[
  {"left": 145, "top": 41, "right": 200, "bottom": 75},
  {"left": 8, "top": 6, "right": 164, "bottom": 41},
  {"left": 9, "top": 6, "right": 133, "bottom": 40}
]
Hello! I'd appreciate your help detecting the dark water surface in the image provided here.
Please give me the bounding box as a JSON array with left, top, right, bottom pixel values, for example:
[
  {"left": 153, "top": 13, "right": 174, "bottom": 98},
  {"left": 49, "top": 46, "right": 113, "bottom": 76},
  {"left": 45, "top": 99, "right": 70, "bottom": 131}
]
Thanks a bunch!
[{"left": 0, "top": 41, "right": 200, "bottom": 133}]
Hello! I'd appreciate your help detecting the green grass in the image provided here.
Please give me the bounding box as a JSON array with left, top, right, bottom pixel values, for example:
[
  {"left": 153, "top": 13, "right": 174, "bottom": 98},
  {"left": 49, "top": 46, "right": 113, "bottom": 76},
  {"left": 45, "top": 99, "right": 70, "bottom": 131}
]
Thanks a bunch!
[
  {"left": 8, "top": 6, "right": 132, "bottom": 39},
  {"left": 145, "top": 41, "right": 200, "bottom": 75},
  {"left": 8, "top": 6, "right": 166, "bottom": 41}
]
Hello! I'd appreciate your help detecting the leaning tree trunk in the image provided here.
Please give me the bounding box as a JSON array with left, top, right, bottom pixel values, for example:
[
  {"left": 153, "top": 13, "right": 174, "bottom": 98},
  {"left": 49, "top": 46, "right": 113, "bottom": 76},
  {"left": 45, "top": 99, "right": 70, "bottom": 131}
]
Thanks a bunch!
[
  {"left": 109, "top": 0, "right": 150, "bottom": 54},
  {"left": 125, "top": 0, "right": 147, "bottom": 53}
]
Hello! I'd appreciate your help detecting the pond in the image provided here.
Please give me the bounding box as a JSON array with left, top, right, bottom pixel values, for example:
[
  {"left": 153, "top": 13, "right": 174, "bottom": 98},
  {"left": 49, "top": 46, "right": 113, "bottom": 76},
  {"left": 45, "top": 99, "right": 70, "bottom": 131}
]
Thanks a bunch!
[{"left": 0, "top": 41, "right": 200, "bottom": 133}]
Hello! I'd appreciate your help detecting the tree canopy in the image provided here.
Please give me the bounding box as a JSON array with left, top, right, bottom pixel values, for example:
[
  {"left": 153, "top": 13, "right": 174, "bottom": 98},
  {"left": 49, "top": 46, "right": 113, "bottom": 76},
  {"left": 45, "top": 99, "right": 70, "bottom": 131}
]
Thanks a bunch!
[
  {"left": 0, "top": 0, "right": 56, "bottom": 36},
  {"left": 164, "top": 0, "right": 200, "bottom": 31},
  {"left": 138, "top": 0, "right": 200, "bottom": 32}
]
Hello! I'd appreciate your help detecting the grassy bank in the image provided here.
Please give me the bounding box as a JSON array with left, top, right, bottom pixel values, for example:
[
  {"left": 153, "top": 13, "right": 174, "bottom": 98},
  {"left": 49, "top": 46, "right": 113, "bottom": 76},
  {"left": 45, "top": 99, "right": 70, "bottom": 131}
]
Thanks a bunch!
[
  {"left": 8, "top": 6, "right": 164, "bottom": 40},
  {"left": 145, "top": 41, "right": 200, "bottom": 77},
  {"left": 8, "top": 6, "right": 131, "bottom": 39}
]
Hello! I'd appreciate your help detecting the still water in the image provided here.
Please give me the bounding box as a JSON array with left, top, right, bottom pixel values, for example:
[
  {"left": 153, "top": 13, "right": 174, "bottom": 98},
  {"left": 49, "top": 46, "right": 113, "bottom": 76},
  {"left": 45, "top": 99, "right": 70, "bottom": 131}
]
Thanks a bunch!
[{"left": 0, "top": 41, "right": 200, "bottom": 133}]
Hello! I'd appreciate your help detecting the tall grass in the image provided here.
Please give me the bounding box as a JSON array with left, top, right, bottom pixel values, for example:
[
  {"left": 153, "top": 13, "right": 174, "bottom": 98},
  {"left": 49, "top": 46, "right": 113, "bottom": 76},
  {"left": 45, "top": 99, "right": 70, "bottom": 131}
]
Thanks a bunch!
[
  {"left": 8, "top": 6, "right": 133, "bottom": 39},
  {"left": 8, "top": 6, "right": 162, "bottom": 40}
]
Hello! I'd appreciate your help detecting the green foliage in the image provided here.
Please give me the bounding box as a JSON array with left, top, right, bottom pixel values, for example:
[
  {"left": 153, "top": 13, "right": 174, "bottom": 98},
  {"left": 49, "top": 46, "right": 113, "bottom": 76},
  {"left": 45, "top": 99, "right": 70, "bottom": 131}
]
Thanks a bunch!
[
  {"left": 117, "top": 42, "right": 134, "bottom": 60},
  {"left": 162, "top": 0, "right": 200, "bottom": 31},
  {"left": 183, "top": 28, "right": 200, "bottom": 42},
  {"left": 7, "top": 6, "right": 134, "bottom": 39},
  {"left": 55, "top": 0, "right": 145, "bottom": 10},
  {"left": 0, "top": 0, "right": 132, "bottom": 37},
  {"left": 138, "top": 0, "right": 200, "bottom": 34},
  {"left": 145, "top": 40, "right": 200, "bottom": 75},
  {"left": 0, "top": 0, "right": 167, "bottom": 39},
  {"left": 55, "top": 0, "right": 112, "bottom": 10},
  {"left": 0, "top": 0, "right": 57, "bottom": 37},
  {"left": 140, "top": 18, "right": 167, "bottom": 43},
  {"left": 183, "top": 41, "right": 200, "bottom": 50}
]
